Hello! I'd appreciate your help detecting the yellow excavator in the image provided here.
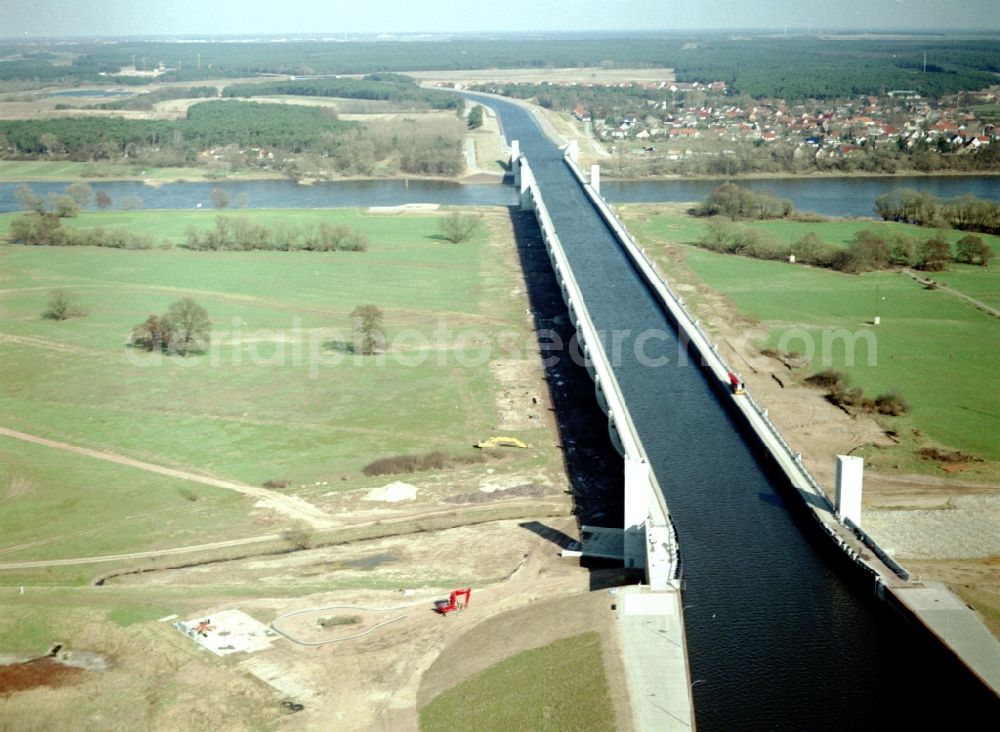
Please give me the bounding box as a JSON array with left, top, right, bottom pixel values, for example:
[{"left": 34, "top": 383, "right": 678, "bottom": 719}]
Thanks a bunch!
[{"left": 475, "top": 436, "right": 528, "bottom": 449}]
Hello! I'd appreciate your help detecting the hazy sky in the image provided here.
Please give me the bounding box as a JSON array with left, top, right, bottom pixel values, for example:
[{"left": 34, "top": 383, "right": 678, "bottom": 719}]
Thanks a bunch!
[{"left": 2, "top": 0, "right": 998, "bottom": 37}]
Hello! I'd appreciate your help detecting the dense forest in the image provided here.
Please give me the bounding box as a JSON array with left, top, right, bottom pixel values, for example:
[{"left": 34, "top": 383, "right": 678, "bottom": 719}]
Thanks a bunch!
[
  {"left": 2, "top": 35, "right": 999, "bottom": 100},
  {"left": 669, "top": 38, "right": 1000, "bottom": 99},
  {"left": 222, "top": 74, "right": 461, "bottom": 109},
  {"left": 0, "top": 100, "right": 354, "bottom": 157},
  {"left": 0, "top": 99, "right": 464, "bottom": 177}
]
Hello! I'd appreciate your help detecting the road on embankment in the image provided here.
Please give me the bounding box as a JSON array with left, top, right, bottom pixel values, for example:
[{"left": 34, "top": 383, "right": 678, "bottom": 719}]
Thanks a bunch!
[{"left": 465, "top": 92, "right": 1000, "bottom": 727}]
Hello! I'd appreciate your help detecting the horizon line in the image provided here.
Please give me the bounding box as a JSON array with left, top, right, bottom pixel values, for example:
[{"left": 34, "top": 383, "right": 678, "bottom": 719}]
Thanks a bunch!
[{"left": 4, "top": 28, "right": 1000, "bottom": 42}]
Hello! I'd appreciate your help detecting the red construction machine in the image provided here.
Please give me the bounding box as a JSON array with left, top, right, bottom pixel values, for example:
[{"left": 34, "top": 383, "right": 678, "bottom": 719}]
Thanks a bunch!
[{"left": 436, "top": 588, "right": 471, "bottom": 615}]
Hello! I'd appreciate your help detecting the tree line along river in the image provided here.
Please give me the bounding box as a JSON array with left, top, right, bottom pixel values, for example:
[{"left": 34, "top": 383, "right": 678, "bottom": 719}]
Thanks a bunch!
[{"left": 1, "top": 174, "right": 998, "bottom": 217}]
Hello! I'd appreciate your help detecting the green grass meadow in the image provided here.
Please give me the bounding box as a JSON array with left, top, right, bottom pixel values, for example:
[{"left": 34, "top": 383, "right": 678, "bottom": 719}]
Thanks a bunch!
[
  {"left": 420, "top": 632, "right": 616, "bottom": 732},
  {"left": 625, "top": 205, "right": 1000, "bottom": 256},
  {"left": 623, "top": 205, "right": 1000, "bottom": 462},
  {"left": 0, "top": 159, "right": 263, "bottom": 182},
  {"left": 0, "top": 208, "right": 542, "bottom": 571}
]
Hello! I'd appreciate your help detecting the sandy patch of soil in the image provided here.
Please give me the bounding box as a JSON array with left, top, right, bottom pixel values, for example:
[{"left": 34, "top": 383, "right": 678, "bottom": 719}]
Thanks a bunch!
[{"left": 491, "top": 359, "right": 545, "bottom": 431}]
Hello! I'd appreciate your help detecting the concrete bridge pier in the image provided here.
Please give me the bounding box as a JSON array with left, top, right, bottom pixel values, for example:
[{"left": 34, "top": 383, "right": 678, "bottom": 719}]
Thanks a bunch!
[
  {"left": 518, "top": 158, "right": 534, "bottom": 211},
  {"left": 591, "top": 164, "right": 600, "bottom": 195},
  {"left": 624, "top": 456, "right": 652, "bottom": 569},
  {"left": 510, "top": 139, "right": 520, "bottom": 186},
  {"left": 565, "top": 138, "right": 579, "bottom": 163}
]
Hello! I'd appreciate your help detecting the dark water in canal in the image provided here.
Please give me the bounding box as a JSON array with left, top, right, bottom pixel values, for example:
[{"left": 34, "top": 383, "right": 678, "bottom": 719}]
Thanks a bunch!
[{"left": 464, "top": 93, "right": 999, "bottom": 730}]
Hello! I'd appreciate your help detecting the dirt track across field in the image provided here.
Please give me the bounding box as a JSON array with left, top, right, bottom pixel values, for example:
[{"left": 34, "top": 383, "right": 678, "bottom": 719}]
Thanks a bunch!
[
  {"left": 0, "top": 425, "right": 334, "bottom": 529},
  {"left": 0, "top": 533, "right": 283, "bottom": 569}
]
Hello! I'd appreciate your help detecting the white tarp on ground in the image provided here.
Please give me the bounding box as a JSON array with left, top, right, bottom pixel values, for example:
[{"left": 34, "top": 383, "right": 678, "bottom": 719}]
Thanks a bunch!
[
  {"left": 364, "top": 482, "right": 417, "bottom": 503},
  {"left": 175, "top": 609, "right": 280, "bottom": 656}
]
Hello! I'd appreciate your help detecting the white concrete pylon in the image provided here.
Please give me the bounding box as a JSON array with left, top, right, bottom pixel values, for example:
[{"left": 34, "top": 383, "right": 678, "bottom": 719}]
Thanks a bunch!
[
  {"left": 835, "top": 455, "right": 864, "bottom": 527},
  {"left": 566, "top": 139, "right": 579, "bottom": 163},
  {"left": 591, "top": 164, "right": 601, "bottom": 194},
  {"left": 519, "top": 161, "right": 534, "bottom": 211},
  {"left": 511, "top": 140, "right": 521, "bottom": 186},
  {"left": 624, "top": 455, "right": 650, "bottom": 569}
]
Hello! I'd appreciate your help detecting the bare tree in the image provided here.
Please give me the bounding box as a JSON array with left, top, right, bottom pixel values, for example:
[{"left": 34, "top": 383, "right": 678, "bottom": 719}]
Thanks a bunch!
[
  {"left": 95, "top": 190, "right": 113, "bottom": 209},
  {"left": 281, "top": 527, "right": 313, "bottom": 550},
  {"left": 956, "top": 235, "right": 993, "bottom": 266},
  {"left": 15, "top": 185, "right": 45, "bottom": 214},
  {"left": 43, "top": 289, "right": 86, "bottom": 321},
  {"left": 65, "top": 182, "right": 94, "bottom": 208},
  {"left": 165, "top": 298, "right": 211, "bottom": 355},
  {"left": 439, "top": 210, "right": 481, "bottom": 243},
  {"left": 130, "top": 314, "right": 175, "bottom": 352},
  {"left": 918, "top": 237, "right": 952, "bottom": 272},
  {"left": 48, "top": 194, "right": 79, "bottom": 219},
  {"left": 120, "top": 193, "right": 143, "bottom": 211},
  {"left": 350, "top": 304, "right": 384, "bottom": 356},
  {"left": 14, "top": 185, "right": 79, "bottom": 218},
  {"left": 210, "top": 188, "right": 230, "bottom": 209}
]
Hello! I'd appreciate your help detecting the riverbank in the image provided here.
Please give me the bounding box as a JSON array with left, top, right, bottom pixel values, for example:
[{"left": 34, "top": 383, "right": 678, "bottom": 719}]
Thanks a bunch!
[
  {"left": 602, "top": 168, "right": 1000, "bottom": 182},
  {"left": 0, "top": 159, "right": 502, "bottom": 186}
]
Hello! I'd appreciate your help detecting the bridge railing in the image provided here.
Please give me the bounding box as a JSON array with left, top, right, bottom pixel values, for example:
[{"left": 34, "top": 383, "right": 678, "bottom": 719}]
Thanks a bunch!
[{"left": 519, "top": 155, "right": 679, "bottom": 582}]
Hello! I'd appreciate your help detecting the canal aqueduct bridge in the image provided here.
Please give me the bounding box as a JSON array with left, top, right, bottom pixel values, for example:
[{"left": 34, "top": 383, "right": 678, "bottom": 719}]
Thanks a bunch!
[
  {"left": 513, "top": 141, "right": 680, "bottom": 587},
  {"left": 508, "top": 131, "right": 1000, "bottom": 712}
]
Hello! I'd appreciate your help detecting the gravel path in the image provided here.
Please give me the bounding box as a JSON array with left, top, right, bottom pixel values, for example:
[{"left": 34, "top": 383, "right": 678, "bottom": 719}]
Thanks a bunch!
[{"left": 864, "top": 495, "right": 1000, "bottom": 559}]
